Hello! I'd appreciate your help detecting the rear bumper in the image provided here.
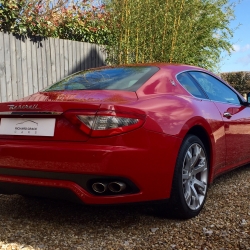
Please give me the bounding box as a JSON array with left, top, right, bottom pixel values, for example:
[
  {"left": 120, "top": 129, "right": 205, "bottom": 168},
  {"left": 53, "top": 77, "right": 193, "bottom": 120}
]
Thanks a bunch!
[{"left": 0, "top": 131, "right": 181, "bottom": 205}]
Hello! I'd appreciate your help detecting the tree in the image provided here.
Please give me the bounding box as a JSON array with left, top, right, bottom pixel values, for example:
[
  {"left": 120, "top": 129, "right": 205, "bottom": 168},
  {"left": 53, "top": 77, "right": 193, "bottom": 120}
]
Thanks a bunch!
[
  {"left": 0, "top": 0, "right": 111, "bottom": 44},
  {"left": 0, "top": 0, "right": 66, "bottom": 34},
  {"left": 104, "top": 0, "right": 237, "bottom": 71}
]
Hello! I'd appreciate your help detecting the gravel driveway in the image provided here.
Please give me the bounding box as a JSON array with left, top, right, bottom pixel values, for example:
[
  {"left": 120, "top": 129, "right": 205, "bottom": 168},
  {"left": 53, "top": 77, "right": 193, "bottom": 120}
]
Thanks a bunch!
[{"left": 0, "top": 165, "right": 249, "bottom": 250}]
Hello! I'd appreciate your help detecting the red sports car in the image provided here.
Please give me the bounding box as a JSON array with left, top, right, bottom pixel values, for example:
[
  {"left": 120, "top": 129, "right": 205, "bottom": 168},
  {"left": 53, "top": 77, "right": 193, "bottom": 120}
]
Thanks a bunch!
[{"left": 0, "top": 63, "right": 248, "bottom": 219}]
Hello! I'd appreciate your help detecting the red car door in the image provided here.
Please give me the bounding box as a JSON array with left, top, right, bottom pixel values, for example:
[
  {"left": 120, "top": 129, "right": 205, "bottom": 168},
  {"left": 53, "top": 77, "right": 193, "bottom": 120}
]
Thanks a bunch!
[
  {"left": 189, "top": 71, "right": 250, "bottom": 172},
  {"left": 212, "top": 102, "right": 250, "bottom": 171}
]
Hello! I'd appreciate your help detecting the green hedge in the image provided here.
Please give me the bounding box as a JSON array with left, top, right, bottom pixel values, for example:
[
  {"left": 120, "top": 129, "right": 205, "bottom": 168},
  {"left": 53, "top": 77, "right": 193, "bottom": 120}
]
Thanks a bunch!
[{"left": 220, "top": 72, "right": 250, "bottom": 95}]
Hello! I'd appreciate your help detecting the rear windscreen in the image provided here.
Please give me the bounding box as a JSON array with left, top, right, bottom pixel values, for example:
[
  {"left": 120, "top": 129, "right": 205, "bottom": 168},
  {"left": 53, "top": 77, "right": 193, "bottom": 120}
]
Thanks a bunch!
[{"left": 43, "top": 66, "right": 159, "bottom": 92}]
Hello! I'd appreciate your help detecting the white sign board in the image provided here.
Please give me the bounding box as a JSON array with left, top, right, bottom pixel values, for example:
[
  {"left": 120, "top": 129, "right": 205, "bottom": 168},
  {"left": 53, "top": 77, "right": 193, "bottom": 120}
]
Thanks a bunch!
[{"left": 0, "top": 118, "right": 56, "bottom": 136}]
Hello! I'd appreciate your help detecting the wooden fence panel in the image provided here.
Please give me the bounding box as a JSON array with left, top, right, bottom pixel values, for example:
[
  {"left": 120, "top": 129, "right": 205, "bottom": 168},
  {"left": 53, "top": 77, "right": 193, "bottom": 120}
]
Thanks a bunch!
[
  {"left": 10, "top": 35, "right": 18, "bottom": 101},
  {"left": 49, "top": 38, "right": 57, "bottom": 85},
  {"left": 20, "top": 36, "right": 27, "bottom": 98},
  {"left": 0, "top": 33, "right": 6, "bottom": 102},
  {"left": 4, "top": 33, "right": 12, "bottom": 101},
  {"left": 0, "top": 32, "right": 107, "bottom": 101}
]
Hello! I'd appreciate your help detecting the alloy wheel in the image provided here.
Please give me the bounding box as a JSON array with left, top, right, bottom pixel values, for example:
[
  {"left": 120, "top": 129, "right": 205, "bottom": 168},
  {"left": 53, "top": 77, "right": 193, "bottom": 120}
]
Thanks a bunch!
[{"left": 182, "top": 143, "right": 208, "bottom": 210}]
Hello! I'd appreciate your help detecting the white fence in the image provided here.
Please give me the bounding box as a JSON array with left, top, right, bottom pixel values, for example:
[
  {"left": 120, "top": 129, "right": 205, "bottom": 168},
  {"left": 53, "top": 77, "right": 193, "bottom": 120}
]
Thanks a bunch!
[{"left": 0, "top": 32, "right": 107, "bottom": 102}]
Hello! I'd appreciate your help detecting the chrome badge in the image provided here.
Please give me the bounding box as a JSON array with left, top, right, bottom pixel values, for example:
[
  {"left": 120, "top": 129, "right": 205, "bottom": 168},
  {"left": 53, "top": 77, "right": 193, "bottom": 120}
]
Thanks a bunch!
[{"left": 8, "top": 104, "right": 40, "bottom": 110}]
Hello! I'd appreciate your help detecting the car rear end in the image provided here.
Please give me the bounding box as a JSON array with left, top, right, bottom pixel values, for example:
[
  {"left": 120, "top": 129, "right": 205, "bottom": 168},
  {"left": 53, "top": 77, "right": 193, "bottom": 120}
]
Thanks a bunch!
[{"left": 0, "top": 66, "right": 181, "bottom": 205}]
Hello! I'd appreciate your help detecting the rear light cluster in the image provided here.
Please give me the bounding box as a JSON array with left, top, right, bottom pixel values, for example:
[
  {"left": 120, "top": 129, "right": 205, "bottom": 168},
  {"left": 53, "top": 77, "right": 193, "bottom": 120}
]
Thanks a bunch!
[
  {"left": 65, "top": 110, "right": 145, "bottom": 137},
  {"left": 78, "top": 115, "right": 138, "bottom": 130}
]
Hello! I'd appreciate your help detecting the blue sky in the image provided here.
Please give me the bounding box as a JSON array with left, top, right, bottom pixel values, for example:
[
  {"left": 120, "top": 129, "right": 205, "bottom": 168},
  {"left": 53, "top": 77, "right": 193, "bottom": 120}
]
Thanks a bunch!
[{"left": 220, "top": 0, "right": 250, "bottom": 72}]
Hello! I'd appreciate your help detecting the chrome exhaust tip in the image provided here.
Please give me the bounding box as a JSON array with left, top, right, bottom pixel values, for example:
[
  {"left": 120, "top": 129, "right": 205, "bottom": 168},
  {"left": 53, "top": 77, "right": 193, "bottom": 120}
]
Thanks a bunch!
[
  {"left": 92, "top": 182, "right": 107, "bottom": 194},
  {"left": 108, "top": 182, "right": 126, "bottom": 193}
]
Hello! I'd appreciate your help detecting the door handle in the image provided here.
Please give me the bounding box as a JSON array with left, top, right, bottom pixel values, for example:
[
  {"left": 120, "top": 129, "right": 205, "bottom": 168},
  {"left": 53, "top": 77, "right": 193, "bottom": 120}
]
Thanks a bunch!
[{"left": 223, "top": 112, "right": 232, "bottom": 118}]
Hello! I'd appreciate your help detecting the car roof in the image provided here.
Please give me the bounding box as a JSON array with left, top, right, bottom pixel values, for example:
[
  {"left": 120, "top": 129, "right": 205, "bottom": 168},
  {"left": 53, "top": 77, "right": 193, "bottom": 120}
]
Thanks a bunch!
[{"left": 88, "top": 63, "right": 203, "bottom": 70}]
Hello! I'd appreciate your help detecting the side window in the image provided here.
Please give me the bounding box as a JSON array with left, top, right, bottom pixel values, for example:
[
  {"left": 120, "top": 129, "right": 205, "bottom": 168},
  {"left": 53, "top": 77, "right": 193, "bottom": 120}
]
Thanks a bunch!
[
  {"left": 177, "top": 72, "right": 206, "bottom": 99},
  {"left": 189, "top": 71, "right": 241, "bottom": 105}
]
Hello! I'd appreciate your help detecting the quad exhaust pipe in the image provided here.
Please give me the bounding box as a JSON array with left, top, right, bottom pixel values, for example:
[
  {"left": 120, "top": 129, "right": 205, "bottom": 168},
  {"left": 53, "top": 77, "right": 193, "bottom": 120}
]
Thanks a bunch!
[
  {"left": 108, "top": 182, "right": 126, "bottom": 193},
  {"left": 92, "top": 181, "right": 126, "bottom": 194},
  {"left": 92, "top": 182, "right": 108, "bottom": 194}
]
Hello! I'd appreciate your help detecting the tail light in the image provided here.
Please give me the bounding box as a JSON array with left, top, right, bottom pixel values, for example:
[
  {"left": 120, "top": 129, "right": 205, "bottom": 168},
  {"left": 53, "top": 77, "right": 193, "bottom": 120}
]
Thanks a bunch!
[{"left": 64, "top": 110, "right": 145, "bottom": 137}]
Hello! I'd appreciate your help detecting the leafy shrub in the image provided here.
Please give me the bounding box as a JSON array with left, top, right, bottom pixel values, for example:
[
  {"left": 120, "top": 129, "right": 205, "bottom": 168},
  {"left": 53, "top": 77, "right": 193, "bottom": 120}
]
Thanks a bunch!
[
  {"left": 0, "top": 0, "right": 111, "bottom": 45},
  {"left": 221, "top": 72, "right": 250, "bottom": 95}
]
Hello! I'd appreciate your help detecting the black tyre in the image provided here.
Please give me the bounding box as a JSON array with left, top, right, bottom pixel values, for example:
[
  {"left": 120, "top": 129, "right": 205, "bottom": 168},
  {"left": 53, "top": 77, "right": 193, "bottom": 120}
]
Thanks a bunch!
[{"left": 163, "top": 134, "right": 209, "bottom": 219}]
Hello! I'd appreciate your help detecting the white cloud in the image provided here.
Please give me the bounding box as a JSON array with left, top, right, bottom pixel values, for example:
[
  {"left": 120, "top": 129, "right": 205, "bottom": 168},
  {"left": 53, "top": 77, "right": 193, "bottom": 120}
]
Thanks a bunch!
[
  {"left": 232, "top": 44, "right": 241, "bottom": 52},
  {"left": 231, "top": 44, "right": 250, "bottom": 53}
]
